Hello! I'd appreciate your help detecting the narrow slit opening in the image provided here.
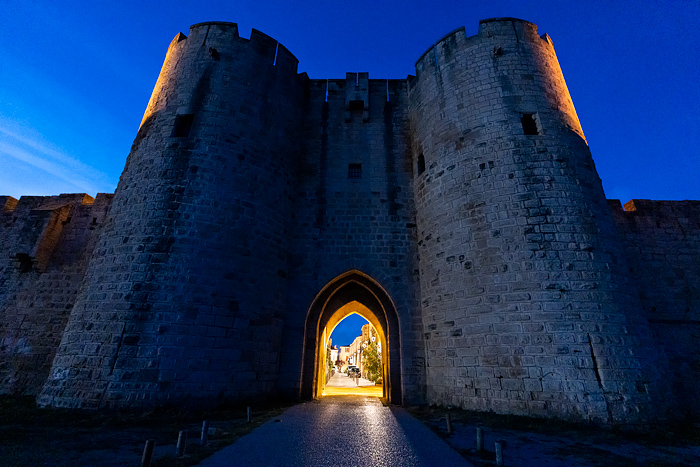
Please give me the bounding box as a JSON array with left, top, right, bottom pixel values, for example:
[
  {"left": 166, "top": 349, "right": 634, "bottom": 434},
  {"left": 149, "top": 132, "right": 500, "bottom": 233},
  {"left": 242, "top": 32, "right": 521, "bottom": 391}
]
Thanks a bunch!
[{"left": 417, "top": 153, "right": 426, "bottom": 175}]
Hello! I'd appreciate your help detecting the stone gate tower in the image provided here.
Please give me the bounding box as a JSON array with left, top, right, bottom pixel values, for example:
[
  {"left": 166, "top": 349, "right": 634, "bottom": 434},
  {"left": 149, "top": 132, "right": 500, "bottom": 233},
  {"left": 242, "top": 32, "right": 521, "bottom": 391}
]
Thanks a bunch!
[
  {"left": 0, "top": 18, "right": 691, "bottom": 426},
  {"left": 407, "top": 19, "right": 670, "bottom": 425},
  {"left": 39, "top": 23, "right": 306, "bottom": 407}
]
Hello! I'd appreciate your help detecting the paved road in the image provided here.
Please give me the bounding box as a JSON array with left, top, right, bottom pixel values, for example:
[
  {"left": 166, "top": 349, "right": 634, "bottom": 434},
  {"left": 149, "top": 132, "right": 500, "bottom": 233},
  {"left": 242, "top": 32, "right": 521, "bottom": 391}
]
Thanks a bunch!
[
  {"left": 197, "top": 396, "right": 473, "bottom": 467},
  {"left": 326, "top": 371, "right": 375, "bottom": 388}
]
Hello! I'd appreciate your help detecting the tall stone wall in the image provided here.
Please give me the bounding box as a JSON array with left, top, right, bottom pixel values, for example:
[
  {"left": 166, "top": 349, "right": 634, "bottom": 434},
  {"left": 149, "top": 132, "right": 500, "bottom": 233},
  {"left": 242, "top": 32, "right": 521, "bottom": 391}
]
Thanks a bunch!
[
  {"left": 0, "top": 194, "right": 112, "bottom": 395},
  {"left": 407, "top": 18, "right": 671, "bottom": 425},
  {"left": 283, "top": 75, "right": 424, "bottom": 403},
  {"left": 610, "top": 199, "right": 700, "bottom": 419},
  {"left": 38, "top": 22, "right": 306, "bottom": 408},
  {"left": 0, "top": 18, "right": 695, "bottom": 426}
]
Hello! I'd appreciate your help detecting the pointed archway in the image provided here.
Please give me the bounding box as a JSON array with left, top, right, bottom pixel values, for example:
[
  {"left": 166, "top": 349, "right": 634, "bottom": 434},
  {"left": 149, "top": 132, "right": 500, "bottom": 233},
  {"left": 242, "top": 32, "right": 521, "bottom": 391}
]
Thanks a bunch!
[
  {"left": 300, "top": 271, "right": 402, "bottom": 403},
  {"left": 319, "top": 303, "right": 384, "bottom": 397}
]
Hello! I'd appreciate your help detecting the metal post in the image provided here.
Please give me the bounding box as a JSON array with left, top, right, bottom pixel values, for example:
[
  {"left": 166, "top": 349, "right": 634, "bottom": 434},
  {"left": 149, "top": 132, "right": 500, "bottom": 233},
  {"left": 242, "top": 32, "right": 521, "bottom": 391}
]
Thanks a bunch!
[
  {"left": 201, "top": 420, "right": 210, "bottom": 446},
  {"left": 495, "top": 440, "right": 504, "bottom": 466},
  {"left": 247, "top": 406, "right": 252, "bottom": 423},
  {"left": 141, "top": 439, "right": 155, "bottom": 467},
  {"left": 176, "top": 430, "right": 188, "bottom": 457},
  {"left": 476, "top": 427, "right": 484, "bottom": 452},
  {"left": 445, "top": 412, "right": 452, "bottom": 434}
]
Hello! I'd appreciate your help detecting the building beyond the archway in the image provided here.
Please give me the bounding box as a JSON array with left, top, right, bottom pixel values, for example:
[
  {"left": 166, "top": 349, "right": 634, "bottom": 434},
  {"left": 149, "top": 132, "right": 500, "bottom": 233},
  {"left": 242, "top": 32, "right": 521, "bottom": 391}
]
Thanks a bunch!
[{"left": 1, "top": 18, "right": 699, "bottom": 427}]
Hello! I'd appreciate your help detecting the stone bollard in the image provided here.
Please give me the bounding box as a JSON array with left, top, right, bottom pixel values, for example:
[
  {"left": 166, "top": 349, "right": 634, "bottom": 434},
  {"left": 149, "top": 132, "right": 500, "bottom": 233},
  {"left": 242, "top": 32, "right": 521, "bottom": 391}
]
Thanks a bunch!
[
  {"left": 141, "top": 439, "right": 155, "bottom": 467},
  {"left": 247, "top": 406, "right": 252, "bottom": 423},
  {"left": 201, "top": 420, "right": 210, "bottom": 446},
  {"left": 476, "top": 427, "right": 484, "bottom": 452},
  {"left": 445, "top": 412, "right": 452, "bottom": 434},
  {"left": 176, "top": 430, "right": 188, "bottom": 457},
  {"left": 495, "top": 439, "right": 506, "bottom": 466}
]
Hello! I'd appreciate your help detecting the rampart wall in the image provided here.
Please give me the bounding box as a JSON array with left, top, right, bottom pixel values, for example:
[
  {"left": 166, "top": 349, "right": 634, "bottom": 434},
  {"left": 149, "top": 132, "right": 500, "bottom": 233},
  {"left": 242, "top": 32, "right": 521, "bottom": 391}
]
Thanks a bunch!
[
  {"left": 0, "top": 18, "right": 697, "bottom": 426},
  {"left": 610, "top": 199, "right": 700, "bottom": 418},
  {"left": 0, "top": 194, "right": 112, "bottom": 395}
]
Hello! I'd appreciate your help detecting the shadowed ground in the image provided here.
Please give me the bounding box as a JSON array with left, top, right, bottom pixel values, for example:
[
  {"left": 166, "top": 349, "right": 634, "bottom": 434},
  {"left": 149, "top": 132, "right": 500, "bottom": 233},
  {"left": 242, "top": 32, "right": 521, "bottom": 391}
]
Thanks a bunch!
[
  {"left": 0, "top": 395, "right": 697, "bottom": 466},
  {"left": 196, "top": 396, "right": 472, "bottom": 466}
]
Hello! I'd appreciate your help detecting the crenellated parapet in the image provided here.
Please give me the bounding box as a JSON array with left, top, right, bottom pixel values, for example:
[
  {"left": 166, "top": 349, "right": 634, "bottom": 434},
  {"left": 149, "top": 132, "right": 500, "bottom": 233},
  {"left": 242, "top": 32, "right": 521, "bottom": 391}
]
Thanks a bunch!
[
  {"left": 40, "top": 20, "right": 308, "bottom": 409},
  {"left": 410, "top": 17, "right": 584, "bottom": 153},
  {"left": 0, "top": 193, "right": 112, "bottom": 396},
  {"left": 139, "top": 22, "right": 303, "bottom": 129},
  {"left": 408, "top": 17, "right": 674, "bottom": 425},
  {"left": 0, "top": 193, "right": 110, "bottom": 273},
  {"left": 0, "top": 18, "right": 691, "bottom": 426}
]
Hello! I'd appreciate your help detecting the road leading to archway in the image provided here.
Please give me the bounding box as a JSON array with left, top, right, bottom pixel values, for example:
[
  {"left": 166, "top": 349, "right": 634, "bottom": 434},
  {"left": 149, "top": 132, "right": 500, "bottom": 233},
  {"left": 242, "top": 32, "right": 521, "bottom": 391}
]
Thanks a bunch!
[
  {"left": 197, "top": 396, "right": 473, "bottom": 466},
  {"left": 323, "top": 371, "right": 383, "bottom": 396}
]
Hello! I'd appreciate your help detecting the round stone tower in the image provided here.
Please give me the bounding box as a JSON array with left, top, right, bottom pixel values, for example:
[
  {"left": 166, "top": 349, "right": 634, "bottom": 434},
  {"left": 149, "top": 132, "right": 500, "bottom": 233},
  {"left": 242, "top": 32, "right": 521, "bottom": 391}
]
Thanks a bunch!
[
  {"left": 409, "top": 18, "right": 670, "bottom": 425},
  {"left": 39, "top": 22, "right": 305, "bottom": 408}
]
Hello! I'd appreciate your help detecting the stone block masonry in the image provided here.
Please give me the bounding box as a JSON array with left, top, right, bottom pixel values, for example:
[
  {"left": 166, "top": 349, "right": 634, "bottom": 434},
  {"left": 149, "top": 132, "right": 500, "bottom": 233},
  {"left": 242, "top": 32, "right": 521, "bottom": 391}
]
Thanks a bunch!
[
  {"left": 38, "top": 22, "right": 305, "bottom": 409},
  {"left": 610, "top": 199, "right": 700, "bottom": 419},
  {"left": 408, "top": 18, "right": 671, "bottom": 426},
  {"left": 0, "top": 18, "right": 697, "bottom": 427},
  {"left": 282, "top": 74, "right": 423, "bottom": 404},
  {"left": 0, "top": 193, "right": 113, "bottom": 395}
]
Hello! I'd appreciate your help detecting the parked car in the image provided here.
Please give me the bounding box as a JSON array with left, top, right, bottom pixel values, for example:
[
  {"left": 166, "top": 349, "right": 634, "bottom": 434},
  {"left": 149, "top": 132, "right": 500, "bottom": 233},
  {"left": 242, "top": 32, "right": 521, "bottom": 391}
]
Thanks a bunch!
[{"left": 347, "top": 366, "right": 360, "bottom": 377}]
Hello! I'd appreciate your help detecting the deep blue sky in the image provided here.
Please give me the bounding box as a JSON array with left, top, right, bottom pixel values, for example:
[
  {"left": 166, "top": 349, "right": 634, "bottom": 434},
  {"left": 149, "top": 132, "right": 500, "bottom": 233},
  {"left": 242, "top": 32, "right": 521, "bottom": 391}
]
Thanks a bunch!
[
  {"left": 330, "top": 314, "right": 369, "bottom": 347},
  {"left": 1, "top": 0, "right": 698, "bottom": 202}
]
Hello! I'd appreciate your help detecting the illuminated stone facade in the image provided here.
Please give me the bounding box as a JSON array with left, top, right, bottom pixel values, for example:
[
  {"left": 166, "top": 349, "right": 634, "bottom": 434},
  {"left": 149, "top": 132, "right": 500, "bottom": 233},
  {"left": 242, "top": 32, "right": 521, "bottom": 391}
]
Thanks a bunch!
[{"left": 1, "top": 18, "right": 698, "bottom": 426}]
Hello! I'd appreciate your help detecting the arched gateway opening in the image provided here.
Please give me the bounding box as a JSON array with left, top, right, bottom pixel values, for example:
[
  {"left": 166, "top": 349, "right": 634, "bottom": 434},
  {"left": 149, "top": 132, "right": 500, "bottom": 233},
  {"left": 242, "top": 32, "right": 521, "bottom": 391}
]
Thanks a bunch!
[{"left": 301, "top": 271, "right": 402, "bottom": 403}]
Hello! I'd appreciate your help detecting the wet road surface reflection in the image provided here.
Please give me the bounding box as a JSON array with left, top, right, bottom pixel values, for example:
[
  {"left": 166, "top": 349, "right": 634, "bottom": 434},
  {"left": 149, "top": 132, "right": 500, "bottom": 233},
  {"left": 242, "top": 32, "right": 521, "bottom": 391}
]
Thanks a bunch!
[{"left": 197, "top": 396, "right": 472, "bottom": 466}]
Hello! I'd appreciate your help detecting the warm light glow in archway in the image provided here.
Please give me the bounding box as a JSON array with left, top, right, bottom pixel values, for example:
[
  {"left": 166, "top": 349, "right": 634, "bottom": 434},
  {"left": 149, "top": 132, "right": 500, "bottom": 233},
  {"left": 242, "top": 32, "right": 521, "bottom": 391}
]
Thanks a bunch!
[
  {"left": 301, "top": 270, "right": 401, "bottom": 404},
  {"left": 316, "top": 301, "right": 387, "bottom": 398}
]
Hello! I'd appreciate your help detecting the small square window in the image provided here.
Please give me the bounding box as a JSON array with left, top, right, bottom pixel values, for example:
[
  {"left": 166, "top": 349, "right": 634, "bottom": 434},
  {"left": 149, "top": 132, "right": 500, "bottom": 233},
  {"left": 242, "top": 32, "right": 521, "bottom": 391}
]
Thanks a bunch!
[
  {"left": 172, "top": 114, "right": 195, "bottom": 137},
  {"left": 348, "top": 100, "right": 364, "bottom": 111},
  {"left": 521, "top": 113, "right": 539, "bottom": 135},
  {"left": 348, "top": 163, "right": 362, "bottom": 180},
  {"left": 16, "top": 253, "right": 32, "bottom": 273}
]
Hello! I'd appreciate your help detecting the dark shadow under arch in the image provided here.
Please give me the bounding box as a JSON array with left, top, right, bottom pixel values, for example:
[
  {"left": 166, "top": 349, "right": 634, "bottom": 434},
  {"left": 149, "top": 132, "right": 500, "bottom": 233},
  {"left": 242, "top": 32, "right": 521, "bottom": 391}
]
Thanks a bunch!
[{"left": 301, "top": 271, "right": 402, "bottom": 404}]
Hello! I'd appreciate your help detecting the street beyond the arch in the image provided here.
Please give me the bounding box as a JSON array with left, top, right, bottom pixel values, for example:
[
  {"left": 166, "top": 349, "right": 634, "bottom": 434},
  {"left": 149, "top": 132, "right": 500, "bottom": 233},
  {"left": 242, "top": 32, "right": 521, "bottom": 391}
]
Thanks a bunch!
[{"left": 324, "top": 371, "right": 383, "bottom": 397}]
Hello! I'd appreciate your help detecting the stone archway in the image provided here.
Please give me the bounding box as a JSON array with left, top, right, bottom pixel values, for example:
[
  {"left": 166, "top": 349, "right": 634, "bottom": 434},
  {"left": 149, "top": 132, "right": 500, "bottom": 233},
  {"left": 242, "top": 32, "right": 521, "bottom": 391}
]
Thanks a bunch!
[
  {"left": 301, "top": 271, "right": 402, "bottom": 403},
  {"left": 319, "top": 303, "right": 385, "bottom": 397}
]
